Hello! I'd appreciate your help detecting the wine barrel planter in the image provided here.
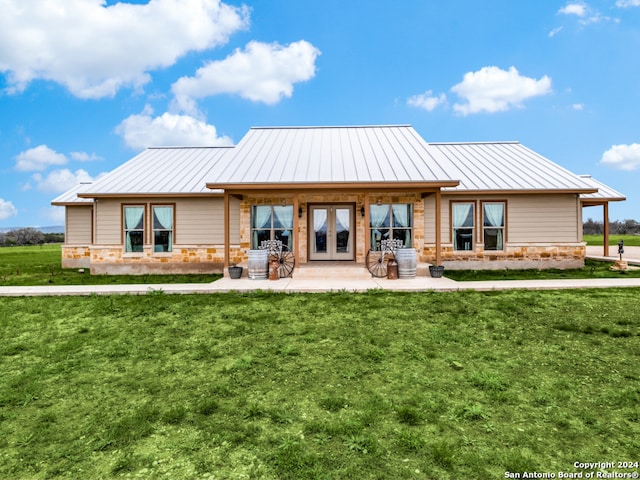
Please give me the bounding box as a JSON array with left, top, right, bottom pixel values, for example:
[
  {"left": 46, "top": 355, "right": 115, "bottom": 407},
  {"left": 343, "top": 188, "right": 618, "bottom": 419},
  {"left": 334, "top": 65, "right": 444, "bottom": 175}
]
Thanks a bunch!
[
  {"left": 395, "top": 248, "right": 417, "bottom": 279},
  {"left": 248, "top": 249, "right": 269, "bottom": 280}
]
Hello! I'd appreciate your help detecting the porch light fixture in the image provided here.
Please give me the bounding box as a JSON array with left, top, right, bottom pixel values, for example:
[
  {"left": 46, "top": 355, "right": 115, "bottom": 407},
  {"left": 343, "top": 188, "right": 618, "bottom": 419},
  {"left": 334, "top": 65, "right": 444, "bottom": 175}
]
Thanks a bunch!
[
  {"left": 360, "top": 206, "right": 365, "bottom": 217},
  {"left": 298, "top": 206, "right": 303, "bottom": 218},
  {"left": 376, "top": 199, "right": 382, "bottom": 206}
]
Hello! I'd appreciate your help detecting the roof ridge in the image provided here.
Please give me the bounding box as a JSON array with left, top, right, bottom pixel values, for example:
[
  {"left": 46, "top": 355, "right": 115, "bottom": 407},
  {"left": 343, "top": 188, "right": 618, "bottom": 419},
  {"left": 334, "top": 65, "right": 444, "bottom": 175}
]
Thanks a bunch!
[{"left": 250, "top": 124, "right": 412, "bottom": 130}]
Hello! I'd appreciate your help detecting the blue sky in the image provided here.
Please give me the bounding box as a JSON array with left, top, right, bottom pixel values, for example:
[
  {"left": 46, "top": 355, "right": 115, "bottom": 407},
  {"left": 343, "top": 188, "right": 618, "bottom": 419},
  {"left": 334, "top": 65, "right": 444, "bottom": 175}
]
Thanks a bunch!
[{"left": 1, "top": 0, "right": 639, "bottom": 228}]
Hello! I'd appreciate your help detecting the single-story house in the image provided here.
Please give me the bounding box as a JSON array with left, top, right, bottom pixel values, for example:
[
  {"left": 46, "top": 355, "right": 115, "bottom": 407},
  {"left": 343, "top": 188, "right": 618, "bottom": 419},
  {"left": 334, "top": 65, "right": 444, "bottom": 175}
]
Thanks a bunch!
[{"left": 51, "top": 125, "right": 625, "bottom": 275}]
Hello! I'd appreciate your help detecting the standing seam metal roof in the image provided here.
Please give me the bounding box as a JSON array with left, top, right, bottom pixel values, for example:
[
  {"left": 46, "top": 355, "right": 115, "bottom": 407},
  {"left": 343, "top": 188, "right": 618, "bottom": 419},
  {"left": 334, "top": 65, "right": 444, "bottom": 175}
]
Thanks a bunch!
[
  {"left": 54, "top": 126, "right": 623, "bottom": 205},
  {"left": 78, "top": 146, "right": 233, "bottom": 196},
  {"left": 208, "top": 125, "right": 457, "bottom": 185}
]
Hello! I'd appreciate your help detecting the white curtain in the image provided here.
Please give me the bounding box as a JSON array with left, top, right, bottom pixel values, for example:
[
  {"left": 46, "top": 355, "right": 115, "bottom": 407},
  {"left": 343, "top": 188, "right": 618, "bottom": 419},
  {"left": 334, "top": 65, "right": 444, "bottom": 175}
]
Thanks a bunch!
[
  {"left": 483, "top": 203, "right": 504, "bottom": 250},
  {"left": 336, "top": 208, "right": 349, "bottom": 233},
  {"left": 314, "top": 209, "right": 327, "bottom": 233},
  {"left": 392, "top": 204, "right": 411, "bottom": 247},
  {"left": 154, "top": 206, "right": 173, "bottom": 251},
  {"left": 453, "top": 203, "right": 473, "bottom": 250},
  {"left": 252, "top": 206, "right": 272, "bottom": 248},
  {"left": 124, "top": 206, "right": 144, "bottom": 252},
  {"left": 369, "top": 204, "right": 388, "bottom": 250},
  {"left": 274, "top": 206, "right": 293, "bottom": 249}
]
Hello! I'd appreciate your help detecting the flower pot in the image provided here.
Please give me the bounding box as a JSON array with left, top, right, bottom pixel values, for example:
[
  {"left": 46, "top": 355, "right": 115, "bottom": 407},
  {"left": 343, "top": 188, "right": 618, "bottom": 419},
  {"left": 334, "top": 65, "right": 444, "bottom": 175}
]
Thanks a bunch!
[
  {"left": 429, "top": 265, "right": 445, "bottom": 278},
  {"left": 228, "top": 266, "right": 243, "bottom": 279}
]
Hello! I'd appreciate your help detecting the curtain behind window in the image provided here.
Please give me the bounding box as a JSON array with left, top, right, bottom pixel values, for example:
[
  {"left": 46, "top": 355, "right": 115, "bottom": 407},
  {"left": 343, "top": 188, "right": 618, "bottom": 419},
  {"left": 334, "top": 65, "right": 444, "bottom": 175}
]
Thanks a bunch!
[
  {"left": 483, "top": 203, "right": 504, "bottom": 250},
  {"left": 124, "top": 206, "right": 144, "bottom": 252},
  {"left": 153, "top": 206, "right": 173, "bottom": 252},
  {"left": 370, "top": 204, "right": 389, "bottom": 250}
]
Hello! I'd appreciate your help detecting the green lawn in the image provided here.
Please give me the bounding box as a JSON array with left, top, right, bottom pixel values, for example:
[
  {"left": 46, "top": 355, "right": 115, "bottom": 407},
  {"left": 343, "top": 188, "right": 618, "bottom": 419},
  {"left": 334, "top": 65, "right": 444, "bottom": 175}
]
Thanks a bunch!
[
  {"left": 584, "top": 234, "right": 640, "bottom": 246},
  {"left": 1, "top": 290, "right": 638, "bottom": 479},
  {"left": 0, "top": 244, "right": 220, "bottom": 286}
]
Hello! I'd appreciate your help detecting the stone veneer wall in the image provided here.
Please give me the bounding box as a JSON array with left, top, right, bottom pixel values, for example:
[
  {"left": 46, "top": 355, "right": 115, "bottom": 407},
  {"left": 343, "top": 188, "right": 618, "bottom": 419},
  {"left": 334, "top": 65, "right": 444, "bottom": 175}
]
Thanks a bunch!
[
  {"left": 420, "top": 244, "right": 586, "bottom": 270},
  {"left": 239, "top": 192, "right": 424, "bottom": 264},
  {"left": 61, "top": 246, "right": 91, "bottom": 269},
  {"left": 87, "top": 245, "right": 241, "bottom": 275}
]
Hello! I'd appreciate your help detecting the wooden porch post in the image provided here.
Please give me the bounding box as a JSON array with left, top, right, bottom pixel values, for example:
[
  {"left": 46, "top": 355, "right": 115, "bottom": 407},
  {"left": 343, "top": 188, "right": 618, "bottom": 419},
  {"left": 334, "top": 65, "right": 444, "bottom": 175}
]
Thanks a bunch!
[
  {"left": 364, "top": 192, "right": 371, "bottom": 255},
  {"left": 293, "top": 194, "right": 300, "bottom": 265},
  {"left": 435, "top": 189, "right": 442, "bottom": 266},
  {"left": 223, "top": 192, "right": 230, "bottom": 269},
  {"left": 603, "top": 202, "right": 609, "bottom": 257}
]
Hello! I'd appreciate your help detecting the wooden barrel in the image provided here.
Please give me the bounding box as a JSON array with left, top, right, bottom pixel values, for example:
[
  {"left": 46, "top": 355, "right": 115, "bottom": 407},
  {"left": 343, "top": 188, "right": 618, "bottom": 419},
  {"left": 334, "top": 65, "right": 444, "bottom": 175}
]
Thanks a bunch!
[
  {"left": 248, "top": 249, "right": 268, "bottom": 279},
  {"left": 395, "top": 248, "right": 417, "bottom": 279}
]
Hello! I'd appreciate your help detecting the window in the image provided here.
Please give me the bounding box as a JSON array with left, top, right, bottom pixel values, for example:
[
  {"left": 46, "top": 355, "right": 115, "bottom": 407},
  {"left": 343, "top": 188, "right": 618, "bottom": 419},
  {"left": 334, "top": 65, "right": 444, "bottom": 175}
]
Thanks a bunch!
[
  {"left": 369, "top": 203, "right": 412, "bottom": 250},
  {"left": 251, "top": 205, "right": 294, "bottom": 249},
  {"left": 452, "top": 202, "right": 474, "bottom": 251},
  {"left": 123, "top": 205, "right": 144, "bottom": 252},
  {"left": 483, "top": 202, "right": 505, "bottom": 251},
  {"left": 153, "top": 205, "right": 174, "bottom": 252}
]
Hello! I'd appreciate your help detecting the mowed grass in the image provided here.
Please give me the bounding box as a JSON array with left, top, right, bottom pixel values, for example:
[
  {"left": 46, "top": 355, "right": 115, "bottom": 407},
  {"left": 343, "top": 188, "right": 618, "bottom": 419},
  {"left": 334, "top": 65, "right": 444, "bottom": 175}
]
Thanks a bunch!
[
  {"left": 0, "top": 245, "right": 220, "bottom": 286},
  {"left": 584, "top": 234, "right": 640, "bottom": 246},
  {"left": 1, "top": 290, "right": 639, "bottom": 479}
]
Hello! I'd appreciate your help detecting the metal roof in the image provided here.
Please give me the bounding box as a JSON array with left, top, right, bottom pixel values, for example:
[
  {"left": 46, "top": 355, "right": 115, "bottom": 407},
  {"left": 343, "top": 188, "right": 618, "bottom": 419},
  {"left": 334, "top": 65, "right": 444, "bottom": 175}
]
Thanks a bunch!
[
  {"left": 51, "top": 182, "right": 95, "bottom": 205},
  {"left": 429, "top": 142, "right": 597, "bottom": 193},
  {"left": 78, "top": 146, "right": 232, "bottom": 197},
  {"left": 52, "top": 125, "right": 625, "bottom": 204},
  {"left": 206, "top": 125, "right": 459, "bottom": 188},
  {"left": 578, "top": 175, "right": 626, "bottom": 202}
]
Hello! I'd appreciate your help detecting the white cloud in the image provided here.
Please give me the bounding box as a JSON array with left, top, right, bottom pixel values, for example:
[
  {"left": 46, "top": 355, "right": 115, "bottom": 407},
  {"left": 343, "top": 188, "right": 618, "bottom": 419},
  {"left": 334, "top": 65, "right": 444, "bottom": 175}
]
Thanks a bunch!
[
  {"left": 171, "top": 40, "right": 320, "bottom": 112},
  {"left": 115, "top": 108, "right": 233, "bottom": 150},
  {"left": 0, "top": 198, "right": 18, "bottom": 220},
  {"left": 32, "top": 169, "right": 98, "bottom": 193},
  {"left": 572, "top": 103, "right": 585, "bottom": 110},
  {"left": 407, "top": 91, "right": 447, "bottom": 112},
  {"left": 616, "top": 0, "right": 640, "bottom": 7},
  {"left": 558, "top": 3, "right": 618, "bottom": 24},
  {"left": 15, "top": 145, "right": 67, "bottom": 171},
  {"left": 559, "top": 3, "right": 588, "bottom": 16},
  {"left": 70, "top": 151, "right": 103, "bottom": 162},
  {"left": 600, "top": 143, "right": 640, "bottom": 171},
  {"left": 0, "top": 0, "right": 249, "bottom": 99},
  {"left": 451, "top": 66, "right": 552, "bottom": 116},
  {"left": 549, "top": 27, "right": 563, "bottom": 38}
]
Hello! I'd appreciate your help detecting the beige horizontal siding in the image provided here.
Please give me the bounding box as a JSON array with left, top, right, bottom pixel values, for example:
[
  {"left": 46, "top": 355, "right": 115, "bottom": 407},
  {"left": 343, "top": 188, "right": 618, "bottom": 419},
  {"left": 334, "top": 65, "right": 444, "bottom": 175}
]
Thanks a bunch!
[
  {"left": 94, "top": 198, "right": 123, "bottom": 245},
  {"left": 176, "top": 197, "right": 230, "bottom": 244},
  {"left": 424, "top": 194, "right": 581, "bottom": 244},
  {"left": 65, "top": 206, "right": 93, "bottom": 245},
  {"left": 93, "top": 196, "right": 234, "bottom": 246},
  {"left": 508, "top": 195, "right": 580, "bottom": 243}
]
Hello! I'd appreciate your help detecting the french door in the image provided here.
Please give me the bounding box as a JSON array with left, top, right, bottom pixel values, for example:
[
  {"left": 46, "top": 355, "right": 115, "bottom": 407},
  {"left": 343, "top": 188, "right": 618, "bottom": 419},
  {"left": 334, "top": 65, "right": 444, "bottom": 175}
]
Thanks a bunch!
[{"left": 309, "top": 204, "right": 355, "bottom": 261}]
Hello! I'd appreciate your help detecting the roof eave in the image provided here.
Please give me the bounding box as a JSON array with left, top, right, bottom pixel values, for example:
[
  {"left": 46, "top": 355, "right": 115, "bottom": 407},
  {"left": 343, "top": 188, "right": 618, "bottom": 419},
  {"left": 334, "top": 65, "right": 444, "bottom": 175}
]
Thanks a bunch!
[
  {"left": 443, "top": 188, "right": 599, "bottom": 195},
  {"left": 206, "top": 180, "right": 461, "bottom": 191}
]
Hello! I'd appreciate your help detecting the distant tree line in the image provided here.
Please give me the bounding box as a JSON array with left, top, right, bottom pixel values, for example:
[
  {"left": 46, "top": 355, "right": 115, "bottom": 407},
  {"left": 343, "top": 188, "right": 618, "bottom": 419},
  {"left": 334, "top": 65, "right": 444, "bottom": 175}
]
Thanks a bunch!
[
  {"left": 0, "top": 228, "right": 64, "bottom": 247},
  {"left": 584, "top": 218, "right": 640, "bottom": 235}
]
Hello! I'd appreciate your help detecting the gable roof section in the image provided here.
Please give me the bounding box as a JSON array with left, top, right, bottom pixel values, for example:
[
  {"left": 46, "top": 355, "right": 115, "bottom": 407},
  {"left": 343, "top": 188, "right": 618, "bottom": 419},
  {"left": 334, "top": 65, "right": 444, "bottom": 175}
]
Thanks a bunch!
[
  {"left": 206, "top": 125, "right": 460, "bottom": 190},
  {"left": 76, "top": 146, "right": 233, "bottom": 198},
  {"left": 430, "top": 142, "right": 598, "bottom": 194}
]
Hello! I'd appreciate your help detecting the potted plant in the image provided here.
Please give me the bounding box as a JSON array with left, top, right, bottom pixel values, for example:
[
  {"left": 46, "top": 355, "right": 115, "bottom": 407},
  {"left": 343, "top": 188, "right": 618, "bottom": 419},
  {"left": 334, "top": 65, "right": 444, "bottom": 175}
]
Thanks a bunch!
[
  {"left": 228, "top": 263, "right": 243, "bottom": 279},
  {"left": 429, "top": 265, "right": 445, "bottom": 278}
]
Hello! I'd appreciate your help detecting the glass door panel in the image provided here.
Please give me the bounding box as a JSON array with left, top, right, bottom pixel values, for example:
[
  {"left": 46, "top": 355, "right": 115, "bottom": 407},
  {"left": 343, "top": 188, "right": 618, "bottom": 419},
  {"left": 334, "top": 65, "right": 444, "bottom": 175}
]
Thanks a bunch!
[
  {"left": 335, "top": 208, "right": 351, "bottom": 254},
  {"left": 309, "top": 205, "right": 354, "bottom": 261},
  {"left": 312, "top": 208, "right": 327, "bottom": 254}
]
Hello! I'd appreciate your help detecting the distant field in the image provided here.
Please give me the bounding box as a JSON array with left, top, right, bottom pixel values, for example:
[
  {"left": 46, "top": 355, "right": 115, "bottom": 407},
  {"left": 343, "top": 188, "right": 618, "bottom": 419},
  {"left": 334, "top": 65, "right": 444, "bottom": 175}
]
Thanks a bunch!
[
  {"left": 584, "top": 234, "right": 640, "bottom": 246},
  {"left": 0, "top": 244, "right": 220, "bottom": 286}
]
